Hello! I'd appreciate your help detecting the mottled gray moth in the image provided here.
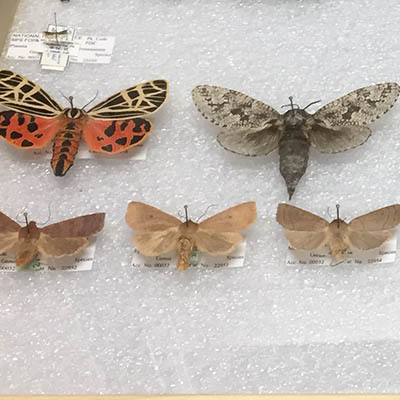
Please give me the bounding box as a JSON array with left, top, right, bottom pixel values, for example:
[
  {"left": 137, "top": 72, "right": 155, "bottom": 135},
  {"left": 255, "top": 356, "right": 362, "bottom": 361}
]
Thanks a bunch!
[{"left": 192, "top": 83, "right": 399, "bottom": 199}]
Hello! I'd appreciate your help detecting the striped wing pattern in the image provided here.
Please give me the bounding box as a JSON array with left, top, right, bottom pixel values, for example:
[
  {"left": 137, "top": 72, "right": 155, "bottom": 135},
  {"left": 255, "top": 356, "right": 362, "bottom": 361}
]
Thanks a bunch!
[
  {"left": 87, "top": 80, "right": 169, "bottom": 119},
  {"left": 0, "top": 70, "right": 63, "bottom": 118}
]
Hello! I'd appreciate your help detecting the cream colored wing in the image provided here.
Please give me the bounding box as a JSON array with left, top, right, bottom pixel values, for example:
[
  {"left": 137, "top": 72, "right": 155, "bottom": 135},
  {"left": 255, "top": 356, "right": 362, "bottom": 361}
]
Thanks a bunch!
[
  {"left": 349, "top": 204, "right": 400, "bottom": 231},
  {"left": 37, "top": 234, "right": 89, "bottom": 257},
  {"left": 0, "top": 231, "right": 19, "bottom": 254},
  {"left": 285, "top": 231, "right": 328, "bottom": 250},
  {"left": 276, "top": 203, "right": 329, "bottom": 231},
  {"left": 126, "top": 202, "right": 182, "bottom": 232},
  {"left": 133, "top": 228, "right": 181, "bottom": 256},
  {"left": 194, "top": 230, "right": 244, "bottom": 255},
  {"left": 87, "top": 80, "right": 168, "bottom": 120},
  {"left": 199, "top": 202, "right": 256, "bottom": 232},
  {"left": 348, "top": 230, "right": 392, "bottom": 251}
]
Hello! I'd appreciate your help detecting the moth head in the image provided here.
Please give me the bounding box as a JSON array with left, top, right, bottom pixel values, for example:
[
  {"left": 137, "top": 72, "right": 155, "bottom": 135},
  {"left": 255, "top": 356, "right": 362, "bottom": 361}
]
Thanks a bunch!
[
  {"left": 18, "top": 213, "right": 40, "bottom": 239},
  {"left": 281, "top": 97, "right": 320, "bottom": 127},
  {"left": 59, "top": 95, "right": 83, "bottom": 119}
]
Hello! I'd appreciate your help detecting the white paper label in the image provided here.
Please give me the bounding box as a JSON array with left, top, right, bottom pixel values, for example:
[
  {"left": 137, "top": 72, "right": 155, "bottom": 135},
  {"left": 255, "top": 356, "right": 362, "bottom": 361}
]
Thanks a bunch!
[
  {"left": 0, "top": 240, "right": 97, "bottom": 272},
  {"left": 131, "top": 242, "right": 247, "bottom": 269},
  {"left": 286, "top": 237, "right": 397, "bottom": 266},
  {"left": 70, "top": 35, "right": 115, "bottom": 64},
  {"left": 6, "top": 32, "right": 115, "bottom": 68},
  {"left": 20, "top": 141, "right": 147, "bottom": 161}
]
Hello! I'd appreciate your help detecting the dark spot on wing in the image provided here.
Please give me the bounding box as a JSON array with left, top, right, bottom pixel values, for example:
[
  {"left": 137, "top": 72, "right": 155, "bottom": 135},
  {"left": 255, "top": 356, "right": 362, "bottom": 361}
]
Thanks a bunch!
[
  {"left": 105, "top": 121, "right": 116, "bottom": 137},
  {"left": 27, "top": 121, "right": 38, "bottom": 133},
  {"left": 10, "top": 131, "right": 22, "bottom": 139},
  {"left": 115, "top": 137, "right": 127, "bottom": 146},
  {"left": 101, "top": 144, "right": 113, "bottom": 152},
  {"left": 21, "top": 139, "right": 34, "bottom": 147},
  {"left": 130, "top": 135, "right": 143, "bottom": 145}
]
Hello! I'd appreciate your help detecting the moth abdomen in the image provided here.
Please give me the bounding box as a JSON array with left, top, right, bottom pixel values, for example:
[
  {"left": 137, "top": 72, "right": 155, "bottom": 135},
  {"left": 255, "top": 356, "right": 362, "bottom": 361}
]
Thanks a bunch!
[
  {"left": 279, "top": 128, "right": 310, "bottom": 199},
  {"left": 51, "top": 122, "right": 83, "bottom": 177},
  {"left": 177, "top": 236, "right": 194, "bottom": 270}
]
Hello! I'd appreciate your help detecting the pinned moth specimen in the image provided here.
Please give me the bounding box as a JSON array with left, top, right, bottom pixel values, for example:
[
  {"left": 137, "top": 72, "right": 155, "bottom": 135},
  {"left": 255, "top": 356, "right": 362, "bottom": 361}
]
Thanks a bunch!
[
  {"left": 0, "top": 70, "right": 168, "bottom": 176},
  {"left": 43, "top": 13, "right": 69, "bottom": 45},
  {"left": 0, "top": 211, "right": 105, "bottom": 267},
  {"left": 276, "top": 203, "right": 400, "bottom": 262},
  {"left": 192, "top": 83, "right": 400, "bottom": 199},
  {"left": 125, "top": 201, "right": 257, "bottom": 270}
]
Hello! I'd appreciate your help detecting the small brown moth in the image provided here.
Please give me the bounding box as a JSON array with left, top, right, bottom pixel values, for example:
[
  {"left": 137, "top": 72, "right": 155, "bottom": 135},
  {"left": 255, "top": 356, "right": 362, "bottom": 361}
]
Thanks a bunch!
[
  {"left": 0, "top": 211, "right": 105, "bottom": 267},
  {"left": 125, "top": 201, "right": 257, "bottom": 270},
  {"left": 276, "top": 203, "right": 400, "bottom": 261}
]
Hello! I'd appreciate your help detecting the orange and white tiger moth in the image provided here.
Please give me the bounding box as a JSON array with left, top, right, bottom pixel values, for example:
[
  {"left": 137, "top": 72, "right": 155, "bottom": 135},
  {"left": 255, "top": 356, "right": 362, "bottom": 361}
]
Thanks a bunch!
[{"left": 0, "top": 70, "right": 168, "bottom": 176}]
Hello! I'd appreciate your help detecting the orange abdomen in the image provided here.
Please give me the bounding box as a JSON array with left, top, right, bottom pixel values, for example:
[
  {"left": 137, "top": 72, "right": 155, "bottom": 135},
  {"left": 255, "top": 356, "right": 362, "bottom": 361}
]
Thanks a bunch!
[{"left": 51, "top": 121, "right": 83, "bottom": 176}]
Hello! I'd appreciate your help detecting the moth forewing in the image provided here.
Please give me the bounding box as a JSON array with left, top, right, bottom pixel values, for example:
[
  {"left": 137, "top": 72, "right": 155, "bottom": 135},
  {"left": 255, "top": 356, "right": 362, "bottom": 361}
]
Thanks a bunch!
[
  {"left": 276, "top": 203, "right": 329, "bottom": 231},
  {"left": 192, "top": 85, "right": 282, "bottom": 130},
  {"left": 125, "top": 201, "right": 181, "bottom": 232},
  {"left": 87, "top": 80, "right": 169, "bottom": 120},
  {"left": 312, "top": 82, "right": 400, "bottom": 127},
  {"left": 348, "top": 204, "right": 400, "bottom": 231},
  {"left": 0, "top": 70, "right": 63, "bottom": 118},
  {"left": 41, "top": 213, "right": 105, "bottom": 238},
  {"left": 0, "top": 211, "right": 21, "bottom": 232},
  {"left": 199, "top": 201, "right": 257, "bottom": 232}
]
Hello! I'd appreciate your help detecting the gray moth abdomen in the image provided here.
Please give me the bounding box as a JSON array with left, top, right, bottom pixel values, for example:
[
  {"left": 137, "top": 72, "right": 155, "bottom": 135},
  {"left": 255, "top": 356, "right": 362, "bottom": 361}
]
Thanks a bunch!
[{"left": 278, "top": 128, "right": 310, "bottom": 199}]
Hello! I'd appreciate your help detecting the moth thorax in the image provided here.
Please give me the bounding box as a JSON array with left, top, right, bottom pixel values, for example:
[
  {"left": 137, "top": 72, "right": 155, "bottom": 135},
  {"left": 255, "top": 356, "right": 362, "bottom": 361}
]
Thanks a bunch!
[
  {"left": 328, "top": 220, "right": 349, "bottom": 260},
  {"left": 19, "top": 221, "right": 40, "bottom": 239},
  {"left": 65, "top": 108, "right": 83, "bottom": 119},
  {"left": 177, "top": 236, "right": 195, "bottom": 270},
  {"left": 282, "top": 109, "right": 309, "bottom": 127}
]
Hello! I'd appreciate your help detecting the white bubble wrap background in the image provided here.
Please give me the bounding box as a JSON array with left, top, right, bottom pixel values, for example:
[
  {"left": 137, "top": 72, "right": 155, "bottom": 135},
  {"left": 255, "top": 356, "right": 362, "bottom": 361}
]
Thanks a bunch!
[{"left": 0, "top": 0, "right": 399, "bottom": 394}]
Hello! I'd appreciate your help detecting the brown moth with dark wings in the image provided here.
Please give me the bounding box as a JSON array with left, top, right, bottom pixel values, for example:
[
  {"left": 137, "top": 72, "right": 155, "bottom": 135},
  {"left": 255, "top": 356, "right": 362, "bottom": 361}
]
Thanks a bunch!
[
  {"left": 126, "top": 201, "right": 257, "bottom": 270},
  {"left": 0, "top": 211, "right": 105, "bottom": 267},
  {"left": 193, "top": 83, "right": 400, "bottom": 199},
  {"left": 276, "top": 203, "right": 400, "bottom": 262}
]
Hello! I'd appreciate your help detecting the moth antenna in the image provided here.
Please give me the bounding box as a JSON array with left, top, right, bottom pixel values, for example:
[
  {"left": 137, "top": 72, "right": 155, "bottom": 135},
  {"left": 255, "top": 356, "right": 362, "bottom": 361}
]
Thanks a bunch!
[
  {"left": 326, "top": 206, "right": 334, "bottom": 220},
  {"left": 37, "top": 203, "right": 52, "bottom": 226},
  {"left": 184, "top": 205, "right": 189, "bottom": 226},
  {"left": 196, "top": 204, "right": 217, "bottom": 222},
  {"left": 82, "top": 91, "right": 99, "bottom": 110},
  {"left": 60, "top": 92, "right": 74, "bottom": 108},
  {"left": 336, "top": 204, "right": 340, "bottom": 228},
  {"left": 15, "top": 208, "right": 28, "bottom": 224},
  {"left": 303, "top": 99, "right": 321, "bottom": 111},
  {"left": 281, "top": 96, "right": 300, "bottom": 111}
]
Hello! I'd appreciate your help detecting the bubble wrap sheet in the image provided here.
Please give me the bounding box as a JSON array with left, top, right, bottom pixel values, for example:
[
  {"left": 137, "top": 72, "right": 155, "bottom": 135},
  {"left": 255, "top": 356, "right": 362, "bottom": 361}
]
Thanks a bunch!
[{"left": 0, "top": 0, "right": 399, "bottom": 394}]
